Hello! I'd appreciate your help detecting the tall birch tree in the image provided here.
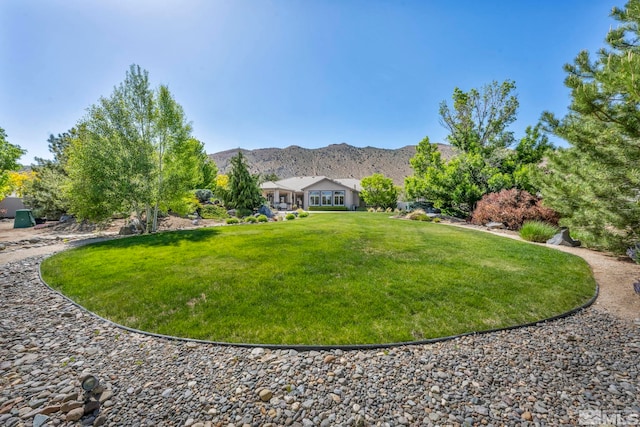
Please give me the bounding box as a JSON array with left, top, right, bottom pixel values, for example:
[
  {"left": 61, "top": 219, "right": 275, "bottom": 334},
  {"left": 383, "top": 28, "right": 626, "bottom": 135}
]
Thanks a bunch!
[{"left": 66, "top": 65, "right": 209, "bottom": 231}]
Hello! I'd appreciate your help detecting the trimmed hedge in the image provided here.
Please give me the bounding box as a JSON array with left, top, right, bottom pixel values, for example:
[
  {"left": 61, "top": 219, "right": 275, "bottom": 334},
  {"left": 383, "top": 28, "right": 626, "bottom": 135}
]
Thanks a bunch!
[{"left": 309, "top": 206, "right": 349, "bottom": 211}]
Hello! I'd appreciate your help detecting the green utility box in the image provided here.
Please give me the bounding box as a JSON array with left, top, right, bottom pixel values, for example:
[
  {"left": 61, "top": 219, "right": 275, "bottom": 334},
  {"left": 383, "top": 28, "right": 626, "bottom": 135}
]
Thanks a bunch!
[{"left": 14, "top": 209, "right": 36, "bottom": 228}]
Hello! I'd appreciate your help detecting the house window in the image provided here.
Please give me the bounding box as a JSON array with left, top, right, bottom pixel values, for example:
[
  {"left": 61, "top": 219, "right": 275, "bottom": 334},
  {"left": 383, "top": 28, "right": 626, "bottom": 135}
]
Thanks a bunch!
[
  {"left": 333, "top": 191, "right": 345, "bottom": 206},
  {"left": 321, "top": 191, "right": 333, "bottom": 205},
  {"left": 309, "top": 191, "right": 320, "bottom": 206}
]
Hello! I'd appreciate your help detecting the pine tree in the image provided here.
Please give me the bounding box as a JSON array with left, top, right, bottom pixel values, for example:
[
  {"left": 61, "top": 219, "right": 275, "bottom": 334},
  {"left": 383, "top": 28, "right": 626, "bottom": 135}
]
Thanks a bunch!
[
  {"left": 228, "top": 152, "right": 263, "bottom": 216},
  {"left": 538, "top": 0, "right": 640, "bottom": 252},
  {"left": 23, "top": 130, "right": 75, "bottom": 219}
]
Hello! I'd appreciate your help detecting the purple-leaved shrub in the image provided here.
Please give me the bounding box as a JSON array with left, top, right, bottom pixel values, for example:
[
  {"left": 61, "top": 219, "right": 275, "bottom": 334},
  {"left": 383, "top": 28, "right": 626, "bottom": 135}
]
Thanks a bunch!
[{"left": 471, "top": 189, "right": 559, "bottom": 231}]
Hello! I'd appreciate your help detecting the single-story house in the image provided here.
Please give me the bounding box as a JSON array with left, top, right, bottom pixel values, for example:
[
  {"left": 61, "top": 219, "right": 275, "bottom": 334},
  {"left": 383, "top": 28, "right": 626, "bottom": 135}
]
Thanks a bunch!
[{"left": 260, "top": 176, "right": 363, "bottom": 211}]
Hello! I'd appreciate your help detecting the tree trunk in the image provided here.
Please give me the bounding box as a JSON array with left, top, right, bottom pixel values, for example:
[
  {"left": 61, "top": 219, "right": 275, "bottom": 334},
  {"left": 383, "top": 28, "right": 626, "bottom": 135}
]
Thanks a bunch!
[
  {"left": 152, "top": 202, "right": 159, "bottom": 233},
  {"left": 145, "top": 204, "right": 152, "bottom": 233}
]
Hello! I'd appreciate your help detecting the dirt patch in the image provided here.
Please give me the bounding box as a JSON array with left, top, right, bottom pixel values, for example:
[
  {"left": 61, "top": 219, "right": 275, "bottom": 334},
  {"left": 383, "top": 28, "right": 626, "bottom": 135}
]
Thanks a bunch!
[
  {"left": 0, "top": 215, "right": 223, "bottom": 265},
  {"left": 0, "top": 215, "right": 220, "bottom": 241}
]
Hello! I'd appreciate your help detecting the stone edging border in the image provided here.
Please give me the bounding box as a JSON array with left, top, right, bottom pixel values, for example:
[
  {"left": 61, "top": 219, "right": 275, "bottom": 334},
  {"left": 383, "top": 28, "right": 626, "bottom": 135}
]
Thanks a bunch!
[{"left": 36, "top": 246, "right": 599, "bottom": 352}]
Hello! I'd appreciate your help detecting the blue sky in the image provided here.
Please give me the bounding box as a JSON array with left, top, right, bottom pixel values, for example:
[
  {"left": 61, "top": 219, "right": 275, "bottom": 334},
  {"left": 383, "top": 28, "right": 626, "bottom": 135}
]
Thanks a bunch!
[{"left": 1, "top": 0, "right": 620, "bottom": 164}]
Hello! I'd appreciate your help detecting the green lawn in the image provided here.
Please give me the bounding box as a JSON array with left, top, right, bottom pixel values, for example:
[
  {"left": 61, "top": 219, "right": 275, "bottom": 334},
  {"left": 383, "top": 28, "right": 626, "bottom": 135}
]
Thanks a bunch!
[{"left": 41, "top": 213, "right": 596, "bottom": 345}]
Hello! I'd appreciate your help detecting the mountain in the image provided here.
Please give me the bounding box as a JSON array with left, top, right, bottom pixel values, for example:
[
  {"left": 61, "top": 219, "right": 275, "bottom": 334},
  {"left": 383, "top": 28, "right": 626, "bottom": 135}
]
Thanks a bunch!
[{"left": 209, "top": 143, "right": 454, "bottom": 185}]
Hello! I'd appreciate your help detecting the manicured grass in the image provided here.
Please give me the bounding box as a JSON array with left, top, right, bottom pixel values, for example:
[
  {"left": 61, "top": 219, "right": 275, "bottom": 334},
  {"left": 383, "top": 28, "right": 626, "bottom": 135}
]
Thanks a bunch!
[{"left": 41, "top": 214, "right": 596, "bottom": 345}]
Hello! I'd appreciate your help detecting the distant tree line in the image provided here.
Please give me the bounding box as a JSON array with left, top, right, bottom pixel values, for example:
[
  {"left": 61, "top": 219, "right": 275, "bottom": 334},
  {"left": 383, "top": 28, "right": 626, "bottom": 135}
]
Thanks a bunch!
[
  {"left": 5, "top": 0, "right": 640, "bottom": 252},
  {"left": 405, "top": 80, "right": 551, "bottom": 218}
]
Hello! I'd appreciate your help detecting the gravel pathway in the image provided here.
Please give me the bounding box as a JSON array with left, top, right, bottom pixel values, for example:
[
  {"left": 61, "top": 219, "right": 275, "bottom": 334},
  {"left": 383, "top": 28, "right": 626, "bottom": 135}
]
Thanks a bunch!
[{"left": 1, "top": 256, "right": 639, "bottom": 426}]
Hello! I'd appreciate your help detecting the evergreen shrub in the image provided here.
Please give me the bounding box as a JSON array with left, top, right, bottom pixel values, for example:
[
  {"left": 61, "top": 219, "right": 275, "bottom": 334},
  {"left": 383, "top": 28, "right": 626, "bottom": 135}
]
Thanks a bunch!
[{"left": 200, "top": 204, "right": 229, "bottom": 220}]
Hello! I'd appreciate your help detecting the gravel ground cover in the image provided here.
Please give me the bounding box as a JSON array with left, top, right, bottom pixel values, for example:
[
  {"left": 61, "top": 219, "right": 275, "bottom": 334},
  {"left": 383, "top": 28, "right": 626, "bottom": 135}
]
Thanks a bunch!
[{"left": 1, "top": 256, "right": 639, "bottom": 427}]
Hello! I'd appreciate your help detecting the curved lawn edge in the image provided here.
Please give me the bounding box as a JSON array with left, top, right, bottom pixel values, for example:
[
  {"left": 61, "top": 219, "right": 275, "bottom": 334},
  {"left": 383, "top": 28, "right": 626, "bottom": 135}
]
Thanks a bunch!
[{"left": 38, "top": 250, "right": 599, "bottom": 351}]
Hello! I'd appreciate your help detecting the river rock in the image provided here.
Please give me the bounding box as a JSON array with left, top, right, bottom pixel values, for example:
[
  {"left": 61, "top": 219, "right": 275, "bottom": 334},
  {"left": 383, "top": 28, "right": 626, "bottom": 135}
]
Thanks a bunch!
[{"left": 66, "top": 407, "right": 84, "bottom": 421}]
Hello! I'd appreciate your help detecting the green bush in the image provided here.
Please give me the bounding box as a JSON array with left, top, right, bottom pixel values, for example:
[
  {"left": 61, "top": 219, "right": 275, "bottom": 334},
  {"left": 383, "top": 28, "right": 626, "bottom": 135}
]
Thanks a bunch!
[
  {"left": 285, "top": 213, "right": 296, "bottom": 220},
  {"left": 433, "top": 217, "right": 441, "bottom": 223},
  {"left": 200, "top": 204, "right": 229, "bottom": 220},
  {"left": 194, "top": 189, "right": 214, "bottom": 203},
  {"left": 406, "top": 209, "right": 427, "bottom": 220},
  {"left": 244, "top": 216, "right": 257, "bottom": 223},
  {"left": 226, "top": 217, "right": 239, "bottom": 225},
  {"left": 519, "top": 221, "right": 558, "bottom": 243},
  {"left": 236, "top": 208, "right": 253, "bottom": 218},
  {"left": 406, "top": 209, "right": 433, "bottom": 222},
  {"left": 567, "top": 228, "right": 602, "bottom": 250},
  {"left": 257, "top": 214, "right": 268, "bottom": 223},
  {"left": 171, "top": 194, "right": 200, "bottom": 217},
  {"left": 31, "top": 208, "right": 46, "bottom": 220},
  {"left": 298, "top": 211, "right": 309, "bottom": 218}
]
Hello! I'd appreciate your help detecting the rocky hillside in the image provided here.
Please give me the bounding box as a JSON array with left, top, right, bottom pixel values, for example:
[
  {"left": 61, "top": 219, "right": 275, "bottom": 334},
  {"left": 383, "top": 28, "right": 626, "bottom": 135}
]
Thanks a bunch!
[{"left": 209, "top": 143, "right": 454, "bottom": 185}]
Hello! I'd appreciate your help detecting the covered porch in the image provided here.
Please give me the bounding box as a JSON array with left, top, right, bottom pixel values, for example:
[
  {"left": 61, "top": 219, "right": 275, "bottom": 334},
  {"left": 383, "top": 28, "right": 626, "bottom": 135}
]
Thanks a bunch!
[{"left": 261, "top": 182, "right": 305, "bottom": 211}]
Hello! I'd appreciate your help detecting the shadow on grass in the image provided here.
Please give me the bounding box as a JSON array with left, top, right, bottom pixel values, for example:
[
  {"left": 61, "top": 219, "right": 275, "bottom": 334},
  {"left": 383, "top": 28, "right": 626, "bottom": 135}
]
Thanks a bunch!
[{"left": 85, "top": 227, "right": 222, "bottom": 250}]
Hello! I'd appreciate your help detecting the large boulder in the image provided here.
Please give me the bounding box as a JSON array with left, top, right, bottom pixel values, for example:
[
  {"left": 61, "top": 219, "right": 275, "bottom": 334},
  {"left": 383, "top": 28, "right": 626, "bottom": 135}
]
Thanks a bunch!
[
  {"left": 118, "top": 226, "right": 133, "bottom": 236},
  {"left": 258, "top": 205, "right": 274, "bottom": 218},
  {"left": 485, "top": 221, "right": 505, "bottom": 230},
  {"left": 119, "top": 218, "right": 143, "bottom": 235},
  {"left": 547, "top": 228, "right": 581, "bottom": 247}
]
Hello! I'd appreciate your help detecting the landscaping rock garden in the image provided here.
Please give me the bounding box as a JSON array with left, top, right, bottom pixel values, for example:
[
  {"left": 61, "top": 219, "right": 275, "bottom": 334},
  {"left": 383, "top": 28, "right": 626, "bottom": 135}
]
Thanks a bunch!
[{"left": 1, "top": 217, "right": 639, "bottom": 426}]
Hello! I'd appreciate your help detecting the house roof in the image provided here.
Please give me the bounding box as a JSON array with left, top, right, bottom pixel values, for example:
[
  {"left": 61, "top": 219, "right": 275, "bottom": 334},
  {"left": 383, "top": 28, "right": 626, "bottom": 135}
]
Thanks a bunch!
[
  {"left": 260, "top": 180, "right": 298, "bottom": 192},
  {"left": 333, "top": 178, "right": 362, "bottom": 192},
  {"left": 260, "top": 176, "right": 362, "bottom": 192},
  {"left": 276, "top": 176, "right": 326, "bottom": 191}
]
